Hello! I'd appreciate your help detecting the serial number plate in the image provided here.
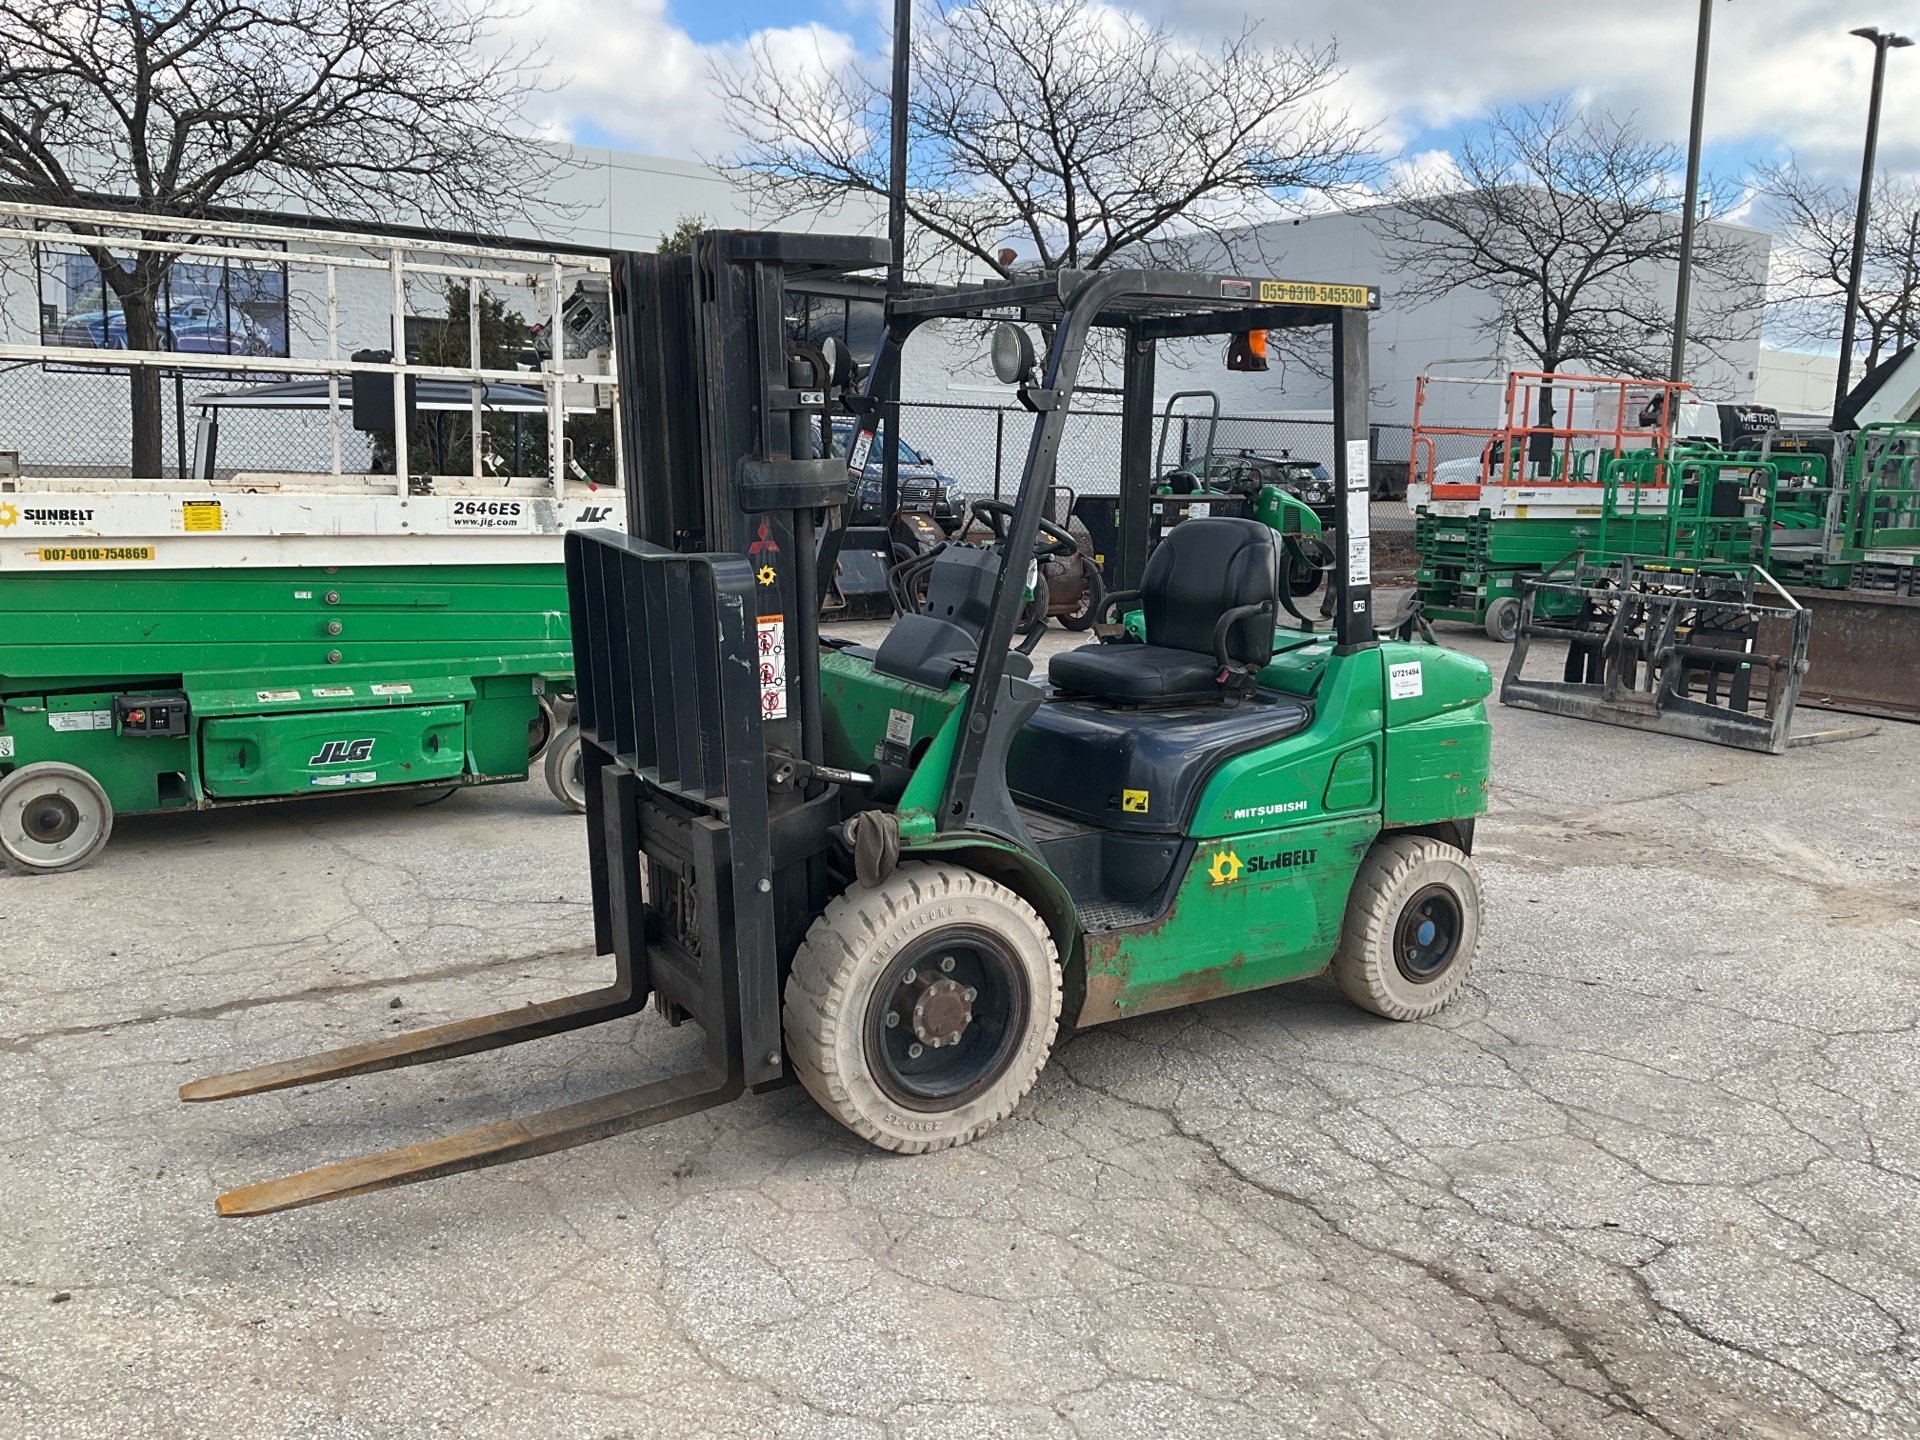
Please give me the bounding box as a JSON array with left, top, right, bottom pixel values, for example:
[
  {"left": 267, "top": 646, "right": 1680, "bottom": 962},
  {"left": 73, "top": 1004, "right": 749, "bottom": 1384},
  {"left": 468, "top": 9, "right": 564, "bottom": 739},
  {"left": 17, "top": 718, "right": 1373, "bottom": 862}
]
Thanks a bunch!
[
  {"left": 38, "top": 545, "right": 154, "bottom": 562},
  {"left": 1258, "top": 280, "right": 1372, "bottom": 307}
]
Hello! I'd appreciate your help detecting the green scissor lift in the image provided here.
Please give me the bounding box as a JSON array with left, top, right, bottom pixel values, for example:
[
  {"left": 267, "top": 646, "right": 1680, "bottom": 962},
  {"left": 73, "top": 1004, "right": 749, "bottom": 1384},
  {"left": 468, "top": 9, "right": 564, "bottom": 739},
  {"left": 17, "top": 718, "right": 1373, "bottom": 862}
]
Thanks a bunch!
[
  {"left": 0, "top": 554, "right": 596, "bottom": 873},
  {"left": 0, "top": 208, "right": 624, "bottom": 873}
]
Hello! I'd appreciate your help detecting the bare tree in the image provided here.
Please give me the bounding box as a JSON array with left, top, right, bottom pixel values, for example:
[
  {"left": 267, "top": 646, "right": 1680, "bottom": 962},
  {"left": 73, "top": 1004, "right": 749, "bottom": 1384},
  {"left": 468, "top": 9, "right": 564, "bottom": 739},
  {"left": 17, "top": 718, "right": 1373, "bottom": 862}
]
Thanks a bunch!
[
  {"left": 0, "top": 0, "right": 554, "bottom": 476},
  {"left": 714, "top": 0, "right": 1373, "bottom": 279},
  {"left": 1376, "top": 101, "right": 1763, "bottom": 422},
  {"left": 1762, "top": 161, "right": 1920, "bottom": 371}
]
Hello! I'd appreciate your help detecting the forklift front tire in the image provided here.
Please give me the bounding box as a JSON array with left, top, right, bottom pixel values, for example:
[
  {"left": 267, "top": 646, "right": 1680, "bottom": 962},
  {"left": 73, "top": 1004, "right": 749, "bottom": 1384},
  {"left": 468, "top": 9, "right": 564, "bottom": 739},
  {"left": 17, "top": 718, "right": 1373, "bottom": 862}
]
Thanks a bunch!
[
  {"left": 0, "top": 762, "right": 114, "bottom": 875},
  {"left": 1332, "top": 835, "right": 1482, "bottom": 1021},
  {"left": 785, "top": 862, "right": 1062, "bottom": 1153},
  {"left": 543, "top": 724, "right": 587, "bottom": 812}
]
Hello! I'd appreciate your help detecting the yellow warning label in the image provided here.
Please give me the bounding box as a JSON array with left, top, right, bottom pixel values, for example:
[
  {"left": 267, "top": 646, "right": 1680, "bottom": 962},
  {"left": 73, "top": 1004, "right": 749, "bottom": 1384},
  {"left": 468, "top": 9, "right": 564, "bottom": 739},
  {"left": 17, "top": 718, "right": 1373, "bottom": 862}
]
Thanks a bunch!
[
  {"left": 38, "top": 545, "right": 154, "bottom": 562},
  {"left": 182, "top": 501, "right": 223, "bottom": 531},
  {"left": 1258, "top": 280, "right": 1372, "bottom": 308},
  {"left": 1121, "top": 788, "right": 1149, "bottom": 813}
]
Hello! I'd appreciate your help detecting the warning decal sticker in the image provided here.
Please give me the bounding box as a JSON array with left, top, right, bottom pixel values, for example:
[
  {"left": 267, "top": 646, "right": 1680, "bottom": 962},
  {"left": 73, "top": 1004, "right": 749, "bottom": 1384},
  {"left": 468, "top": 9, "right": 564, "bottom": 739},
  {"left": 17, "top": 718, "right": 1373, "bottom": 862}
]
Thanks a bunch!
[{"left": 757, "top": 616, "right": 788, "bottom": 720}]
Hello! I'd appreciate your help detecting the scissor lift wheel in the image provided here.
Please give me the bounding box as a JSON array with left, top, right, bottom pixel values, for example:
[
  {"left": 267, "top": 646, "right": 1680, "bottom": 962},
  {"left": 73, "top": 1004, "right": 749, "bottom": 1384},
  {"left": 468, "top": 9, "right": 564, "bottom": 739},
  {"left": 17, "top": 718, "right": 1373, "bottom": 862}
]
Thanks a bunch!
[
  {"left": 1332, "top": 835, "right": 1484, "bottom": 1020},
  {"left": 0, "top": 762, "right": 115, "bottom": 875},
  {"left": 544, "top": 724, "right": 587, "bottom": 812},
  {"left": 784, "top": 862, "right": 1062, "bottom": 1152}
]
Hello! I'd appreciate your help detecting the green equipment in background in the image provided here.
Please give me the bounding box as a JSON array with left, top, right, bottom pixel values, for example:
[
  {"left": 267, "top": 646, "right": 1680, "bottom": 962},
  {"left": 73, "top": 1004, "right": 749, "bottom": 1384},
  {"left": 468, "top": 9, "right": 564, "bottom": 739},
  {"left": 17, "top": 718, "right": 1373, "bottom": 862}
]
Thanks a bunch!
[{"left": 0, "top": 555, "right": 598, "bottom": 874}]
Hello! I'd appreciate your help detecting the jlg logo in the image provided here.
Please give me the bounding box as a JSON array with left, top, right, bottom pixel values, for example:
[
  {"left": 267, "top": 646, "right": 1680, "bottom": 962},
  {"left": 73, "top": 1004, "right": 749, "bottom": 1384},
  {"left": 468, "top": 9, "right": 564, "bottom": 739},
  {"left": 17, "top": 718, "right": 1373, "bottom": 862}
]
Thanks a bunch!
[{"left": 309, "top": 738, "right": 374, "bottom": 766}]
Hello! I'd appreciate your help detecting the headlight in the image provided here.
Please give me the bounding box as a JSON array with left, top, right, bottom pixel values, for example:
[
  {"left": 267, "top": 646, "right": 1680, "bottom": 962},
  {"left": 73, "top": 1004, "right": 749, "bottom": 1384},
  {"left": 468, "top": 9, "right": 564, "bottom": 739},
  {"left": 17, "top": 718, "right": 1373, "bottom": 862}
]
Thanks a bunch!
[{"left": 943, "top": 480, "right": 969, "bottom": 513}]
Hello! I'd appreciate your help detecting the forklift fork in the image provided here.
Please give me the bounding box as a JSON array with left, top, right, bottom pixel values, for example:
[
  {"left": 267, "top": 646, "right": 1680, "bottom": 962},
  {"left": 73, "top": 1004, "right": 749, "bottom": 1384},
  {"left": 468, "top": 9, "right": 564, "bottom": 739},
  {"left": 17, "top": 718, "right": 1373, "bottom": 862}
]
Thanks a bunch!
[{"left": 184, "top": 534, "right": 782, "bottom": 1214}]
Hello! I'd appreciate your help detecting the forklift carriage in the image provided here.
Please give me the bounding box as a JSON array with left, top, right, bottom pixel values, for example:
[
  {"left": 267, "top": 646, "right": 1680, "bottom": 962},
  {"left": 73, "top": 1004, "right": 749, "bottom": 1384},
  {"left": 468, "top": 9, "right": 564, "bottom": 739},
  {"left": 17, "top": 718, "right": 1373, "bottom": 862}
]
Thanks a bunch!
[{"left": 186, "top": 235, "right": 1494, "bottom": 1214}]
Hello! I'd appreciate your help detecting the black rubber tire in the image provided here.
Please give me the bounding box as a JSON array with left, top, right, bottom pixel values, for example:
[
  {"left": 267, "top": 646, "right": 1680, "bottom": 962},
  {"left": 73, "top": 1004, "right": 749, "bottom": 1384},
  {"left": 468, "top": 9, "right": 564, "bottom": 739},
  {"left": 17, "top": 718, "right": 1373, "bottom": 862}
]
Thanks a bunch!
[
  {"left": 543, "top": 724, "right": 586, "bottom": 813},
  {"left": 1332, "top": 835, "right": 1483, "bottom": 1020},
  {"left": 784, "top": 862, "right": 1061, "bottom": 1152},
  {"left": 1484, "top": 595, "right": 1522, "bottom": 644},
  {"left": 0, "top": 761, "right": 114, "bottom": 874},
  {"left": 1289, "top": 566, "right": 1323, "bottom": 598},
  {"left": 1056, "top": 555, "right": 1106, "bottom": 631}
]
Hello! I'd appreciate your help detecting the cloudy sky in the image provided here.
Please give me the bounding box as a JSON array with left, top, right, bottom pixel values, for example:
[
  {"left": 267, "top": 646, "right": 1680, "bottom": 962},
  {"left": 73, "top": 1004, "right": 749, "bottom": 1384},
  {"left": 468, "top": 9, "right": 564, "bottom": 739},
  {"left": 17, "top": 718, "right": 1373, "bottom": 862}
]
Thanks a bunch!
[{"left": 502, "top": 0, "right": 1919, "bottom": 184}]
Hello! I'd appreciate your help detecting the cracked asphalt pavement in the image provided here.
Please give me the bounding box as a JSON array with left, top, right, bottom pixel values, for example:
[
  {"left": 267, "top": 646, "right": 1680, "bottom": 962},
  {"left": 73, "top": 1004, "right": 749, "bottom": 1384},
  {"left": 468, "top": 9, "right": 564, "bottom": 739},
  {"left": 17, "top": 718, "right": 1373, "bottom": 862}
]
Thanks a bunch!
[{"left": 3, "top": 619, "right": 1917, "bottom": 1439}]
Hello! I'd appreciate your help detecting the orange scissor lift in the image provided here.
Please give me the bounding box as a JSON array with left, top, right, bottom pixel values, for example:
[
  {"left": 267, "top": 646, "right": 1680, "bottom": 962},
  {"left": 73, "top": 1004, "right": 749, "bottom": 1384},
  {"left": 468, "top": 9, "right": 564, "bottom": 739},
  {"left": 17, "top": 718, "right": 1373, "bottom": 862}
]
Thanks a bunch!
[{"left": 1406, "top": 364, "right": 1686, "bottom": 640}]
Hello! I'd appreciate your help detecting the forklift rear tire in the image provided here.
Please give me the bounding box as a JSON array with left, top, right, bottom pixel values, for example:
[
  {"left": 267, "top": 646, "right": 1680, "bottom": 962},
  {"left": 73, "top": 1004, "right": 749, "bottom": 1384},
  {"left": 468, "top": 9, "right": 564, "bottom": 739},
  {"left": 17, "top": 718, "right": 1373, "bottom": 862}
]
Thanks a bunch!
[
  {"left": 784, "top": 862, "right": 1062, "bottom": 1152},
  {"left": 0, "top": 762, "right": 114, "bottom": 875},
  {"left": 1483, "top": 596, "right": 1522, "bottom": 644},
  {"left": 1332, "top": 835, "right": 1482, "bottom": 1021},
  {"left": 544, "top": 724, "right": 587, "bottom": 812}
]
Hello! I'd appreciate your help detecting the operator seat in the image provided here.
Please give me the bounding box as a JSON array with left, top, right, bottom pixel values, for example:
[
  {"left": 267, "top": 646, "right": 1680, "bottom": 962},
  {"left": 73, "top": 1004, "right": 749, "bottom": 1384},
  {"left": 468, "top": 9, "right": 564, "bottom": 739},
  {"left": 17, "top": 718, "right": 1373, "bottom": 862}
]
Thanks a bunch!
[{"left": 1048, "top": 517, "right": 1280, "bottom": 703}]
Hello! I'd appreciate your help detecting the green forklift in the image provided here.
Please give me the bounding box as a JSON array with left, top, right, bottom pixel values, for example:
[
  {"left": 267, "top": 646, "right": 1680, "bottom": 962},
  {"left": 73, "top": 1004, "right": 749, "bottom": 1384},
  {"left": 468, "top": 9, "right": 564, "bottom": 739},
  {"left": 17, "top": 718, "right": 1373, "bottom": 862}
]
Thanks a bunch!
[{"left": 183, "top": 237, "right": 1494, "bottom": 1214}]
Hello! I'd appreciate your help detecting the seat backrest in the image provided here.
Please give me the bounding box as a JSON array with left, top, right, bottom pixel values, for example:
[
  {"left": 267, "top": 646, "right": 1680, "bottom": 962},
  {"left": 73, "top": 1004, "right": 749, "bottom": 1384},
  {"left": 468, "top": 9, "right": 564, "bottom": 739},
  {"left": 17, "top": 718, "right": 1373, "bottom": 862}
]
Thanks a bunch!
[
  {"left": 1142, "top": 517, "right": 1279, "bottom": 667},
  {"left": 872, "top": 544, "right": 1000, "bottom": 689}
]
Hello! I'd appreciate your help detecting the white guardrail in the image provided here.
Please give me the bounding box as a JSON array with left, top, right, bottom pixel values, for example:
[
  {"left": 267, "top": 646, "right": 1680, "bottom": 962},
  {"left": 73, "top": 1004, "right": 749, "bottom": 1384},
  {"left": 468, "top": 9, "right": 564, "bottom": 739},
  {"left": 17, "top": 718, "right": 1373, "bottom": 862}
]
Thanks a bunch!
[{"left": 0, "top": 200, "right": 619, "bottom": 499}]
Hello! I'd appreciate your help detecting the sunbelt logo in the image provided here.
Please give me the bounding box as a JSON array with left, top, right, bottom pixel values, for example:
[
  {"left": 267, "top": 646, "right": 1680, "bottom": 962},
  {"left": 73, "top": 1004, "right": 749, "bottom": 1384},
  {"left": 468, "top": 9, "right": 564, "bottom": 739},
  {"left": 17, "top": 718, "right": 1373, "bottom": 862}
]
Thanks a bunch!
[
  {"left": 1, "top": 505, "right": 96, "bottom": 526},
  {"left": 1207, "top": 845, "right": 1318, "bottom": 885}
]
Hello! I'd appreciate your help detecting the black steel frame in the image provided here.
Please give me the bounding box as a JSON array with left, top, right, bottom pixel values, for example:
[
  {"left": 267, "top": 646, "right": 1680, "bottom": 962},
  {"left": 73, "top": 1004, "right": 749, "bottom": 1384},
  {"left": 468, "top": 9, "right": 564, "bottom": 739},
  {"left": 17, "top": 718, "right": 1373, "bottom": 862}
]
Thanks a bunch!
[{"left": 851, "top": 268, "right": 1380, "bottom": 832}]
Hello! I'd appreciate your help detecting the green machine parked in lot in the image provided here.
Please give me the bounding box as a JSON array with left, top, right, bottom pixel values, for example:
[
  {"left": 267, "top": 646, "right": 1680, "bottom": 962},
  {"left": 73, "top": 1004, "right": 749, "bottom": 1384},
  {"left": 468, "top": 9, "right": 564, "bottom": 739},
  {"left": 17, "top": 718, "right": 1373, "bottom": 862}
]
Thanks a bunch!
[
  {"left": 185, "top": 238, "right": 1495, "bottom": 1215},
  {"left": 0, "top": 543, "right": 607, "bottom": 874},
  {"left": 0, "top": 209, "right": 625, "bottom": 873}
]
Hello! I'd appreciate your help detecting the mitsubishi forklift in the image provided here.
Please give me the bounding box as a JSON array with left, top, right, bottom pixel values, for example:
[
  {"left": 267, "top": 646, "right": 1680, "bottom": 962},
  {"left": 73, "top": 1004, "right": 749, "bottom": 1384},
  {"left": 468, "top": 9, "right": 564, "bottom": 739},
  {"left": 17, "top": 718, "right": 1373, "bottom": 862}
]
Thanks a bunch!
[{"left": 183, "top": 236, "right": 1495, "bottom": 1213}]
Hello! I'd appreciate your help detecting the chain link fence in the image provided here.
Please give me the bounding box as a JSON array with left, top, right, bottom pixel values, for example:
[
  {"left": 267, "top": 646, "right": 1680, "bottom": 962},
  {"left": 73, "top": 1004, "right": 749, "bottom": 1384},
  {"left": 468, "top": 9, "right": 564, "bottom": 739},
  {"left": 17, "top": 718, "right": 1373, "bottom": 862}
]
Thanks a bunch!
[{"left": 0, "top": 359, "right": 622, "bottom": 484}]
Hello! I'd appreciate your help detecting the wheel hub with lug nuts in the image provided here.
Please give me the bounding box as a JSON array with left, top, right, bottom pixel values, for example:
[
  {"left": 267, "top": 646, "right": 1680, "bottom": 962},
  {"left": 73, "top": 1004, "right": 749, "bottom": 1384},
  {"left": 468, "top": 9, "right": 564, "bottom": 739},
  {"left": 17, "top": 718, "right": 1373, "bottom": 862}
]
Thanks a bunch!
[
  {"left": 911, "top": 976, "right": 974, "bottom": 1048},
  {"left": 26, "top": 794, "right": 80, "bottom": 844},
  {"left": 883, "top": 956, "right": 980, "bottom": 1058}
]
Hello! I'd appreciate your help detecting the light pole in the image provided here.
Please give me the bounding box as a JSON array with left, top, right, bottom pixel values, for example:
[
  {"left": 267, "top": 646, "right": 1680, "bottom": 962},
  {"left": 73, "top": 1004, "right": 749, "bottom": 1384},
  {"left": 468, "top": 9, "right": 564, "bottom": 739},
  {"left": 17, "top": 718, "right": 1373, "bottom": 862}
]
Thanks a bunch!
[
  {"left": 881, "top": 0, "right": 913, "bottom": 518},
  {"left": 1833, "top": 25, "right": 1913, "bottom": 419},
  {"left": 1670, "top": 0, "right": 1714, "bottom": 383},
  {"left": 887, "top": 0, "right": 911, "bottom": 293}
]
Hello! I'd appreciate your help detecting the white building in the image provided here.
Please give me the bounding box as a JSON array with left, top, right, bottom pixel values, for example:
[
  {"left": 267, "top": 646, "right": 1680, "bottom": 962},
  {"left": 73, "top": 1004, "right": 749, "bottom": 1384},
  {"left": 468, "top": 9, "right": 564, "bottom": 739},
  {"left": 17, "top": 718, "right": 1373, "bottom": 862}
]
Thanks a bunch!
[{"left": 1755, "top": 346, "right": 1859, "bottom": 422}]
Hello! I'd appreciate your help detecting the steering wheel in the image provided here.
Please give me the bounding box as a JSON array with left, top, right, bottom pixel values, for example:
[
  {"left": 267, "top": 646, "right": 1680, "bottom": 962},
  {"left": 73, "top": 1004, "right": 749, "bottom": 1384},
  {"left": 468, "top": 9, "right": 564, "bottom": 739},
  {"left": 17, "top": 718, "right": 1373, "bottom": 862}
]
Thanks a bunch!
[{"left": 970, "top": 499, "right": 1078, "bottom": 559}]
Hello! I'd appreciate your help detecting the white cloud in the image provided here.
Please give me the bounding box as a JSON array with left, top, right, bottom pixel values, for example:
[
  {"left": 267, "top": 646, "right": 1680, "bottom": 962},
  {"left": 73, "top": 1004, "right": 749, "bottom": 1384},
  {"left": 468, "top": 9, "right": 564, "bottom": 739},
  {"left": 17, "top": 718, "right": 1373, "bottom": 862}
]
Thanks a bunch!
[
  {"left": 500, "top": 0, "right": 859, "bottom": 160},
  {"left": 1150, "top": 0, "right": 1920, "bottom": 178},
  {"left": 504, "top": 0, "right": 1919, "bottom": 185}
]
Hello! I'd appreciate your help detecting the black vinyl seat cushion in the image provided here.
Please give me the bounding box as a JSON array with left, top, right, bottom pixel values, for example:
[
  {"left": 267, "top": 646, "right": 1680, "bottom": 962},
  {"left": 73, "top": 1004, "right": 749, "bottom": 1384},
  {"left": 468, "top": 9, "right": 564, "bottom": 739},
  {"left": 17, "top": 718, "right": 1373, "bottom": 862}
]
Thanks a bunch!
[
  {"left": 1047, "top": 644, "right": 1222, "bottom": 704},
  {"left": 1007, "top": 691, "right": 1314, "bottom": 834},
  {"left": 1047, "top": 517, "right": 1279, "bottom": 703}
]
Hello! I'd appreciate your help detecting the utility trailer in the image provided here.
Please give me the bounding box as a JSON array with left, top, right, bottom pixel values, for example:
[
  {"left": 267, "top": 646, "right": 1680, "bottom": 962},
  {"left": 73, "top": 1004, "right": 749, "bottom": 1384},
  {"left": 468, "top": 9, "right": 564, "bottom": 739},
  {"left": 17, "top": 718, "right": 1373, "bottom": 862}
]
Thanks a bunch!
[
  {"left": 0, "top": 205, "right": 624, "bottom": 871},
  {"left": 184, "top": 237, "right": 1495, "bottom": 1216}
]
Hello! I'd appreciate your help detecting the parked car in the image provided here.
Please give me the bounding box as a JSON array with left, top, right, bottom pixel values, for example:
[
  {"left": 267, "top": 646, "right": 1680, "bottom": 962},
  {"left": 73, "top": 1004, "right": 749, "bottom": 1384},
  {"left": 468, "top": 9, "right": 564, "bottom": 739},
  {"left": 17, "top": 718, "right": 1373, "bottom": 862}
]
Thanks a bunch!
[
  {"left": 53, "top": 300, "right": 274, "bottom": 356},
  {"left": 828, "top": 419, "right": 972, "bottom": 529},
  {"left": 1162, "top": 450, "right": 1339, "bottom": 530}
]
